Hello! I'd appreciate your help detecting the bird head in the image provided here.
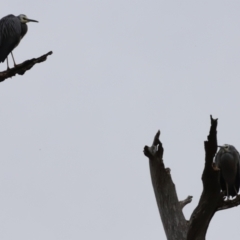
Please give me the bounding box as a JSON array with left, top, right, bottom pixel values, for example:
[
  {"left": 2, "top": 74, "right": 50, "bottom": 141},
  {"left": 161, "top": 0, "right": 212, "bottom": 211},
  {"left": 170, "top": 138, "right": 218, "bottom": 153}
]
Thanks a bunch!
[
  {"left": 218, "top": 144, "right": 230, "bottom": 152},
  {"left": 18, "top": 14, "right": 38, "bottom": 23}
]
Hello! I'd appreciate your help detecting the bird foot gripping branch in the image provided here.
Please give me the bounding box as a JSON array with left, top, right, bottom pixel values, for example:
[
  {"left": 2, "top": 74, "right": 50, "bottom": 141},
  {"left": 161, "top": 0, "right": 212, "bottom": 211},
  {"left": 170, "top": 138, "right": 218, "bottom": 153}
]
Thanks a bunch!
[{"left": 0, "top": 51, "right": 52, "bottom": 82}]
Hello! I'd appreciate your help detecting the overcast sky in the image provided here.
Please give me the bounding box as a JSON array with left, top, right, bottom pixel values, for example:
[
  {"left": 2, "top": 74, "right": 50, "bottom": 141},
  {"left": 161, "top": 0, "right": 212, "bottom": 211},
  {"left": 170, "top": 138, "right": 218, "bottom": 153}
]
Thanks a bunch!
[{"left": 0, "top": 1, "right": 240, "bottom": 239}]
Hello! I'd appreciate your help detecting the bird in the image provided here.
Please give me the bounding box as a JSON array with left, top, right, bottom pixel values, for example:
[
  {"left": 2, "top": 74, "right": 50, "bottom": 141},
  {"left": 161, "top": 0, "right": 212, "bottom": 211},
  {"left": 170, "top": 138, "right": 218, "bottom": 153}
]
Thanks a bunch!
[
  {"left": 0, "top": 14, "right": 38, "bottom": 69},
  {"left": 215, "top": 144, "right": 240, "bottom": 200}
]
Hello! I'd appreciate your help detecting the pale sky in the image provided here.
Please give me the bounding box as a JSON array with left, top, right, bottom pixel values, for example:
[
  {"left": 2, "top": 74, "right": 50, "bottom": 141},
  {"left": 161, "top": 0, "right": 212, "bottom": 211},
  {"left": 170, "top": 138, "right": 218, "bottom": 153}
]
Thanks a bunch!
[{"left": 0, "top": 1, "right": 240, "bottom": 239}]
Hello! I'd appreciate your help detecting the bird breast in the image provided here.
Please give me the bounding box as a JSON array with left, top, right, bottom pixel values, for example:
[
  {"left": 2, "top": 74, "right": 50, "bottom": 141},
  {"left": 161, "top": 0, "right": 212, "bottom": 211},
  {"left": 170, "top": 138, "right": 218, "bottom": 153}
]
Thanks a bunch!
[
  {"left": 219, "top": 153, "right": 238, "bottom": 184},
  {"left": 20, "top": 23, "right": 28, "bottom": 39}
]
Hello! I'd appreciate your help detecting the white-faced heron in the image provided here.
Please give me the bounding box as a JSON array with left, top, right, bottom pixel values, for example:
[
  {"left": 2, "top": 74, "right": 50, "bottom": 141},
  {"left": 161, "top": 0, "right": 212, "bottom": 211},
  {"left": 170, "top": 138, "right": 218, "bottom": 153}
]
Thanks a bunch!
[
  {"left": 0, "top": 14, "right": 38, "bottom": 69},
  {"left": 215, "top": 144, "right": 240, "bottom": 199}
]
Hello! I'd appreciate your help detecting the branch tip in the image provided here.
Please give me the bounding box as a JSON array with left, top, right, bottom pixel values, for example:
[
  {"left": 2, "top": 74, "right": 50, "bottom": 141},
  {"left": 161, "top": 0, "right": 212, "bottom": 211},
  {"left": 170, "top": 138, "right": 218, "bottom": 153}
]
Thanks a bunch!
[
  {"left": 152, "top": 130, "right": 161, "bottom": 146},
  {"left": 165, "top": 168, "right": 171, "bottom": 175},
  {"left": 179, "top": 196, "right": 193, "bottom": 210},
  {"left": 0, "top": 51, "right": 53, "bottom": 82}
]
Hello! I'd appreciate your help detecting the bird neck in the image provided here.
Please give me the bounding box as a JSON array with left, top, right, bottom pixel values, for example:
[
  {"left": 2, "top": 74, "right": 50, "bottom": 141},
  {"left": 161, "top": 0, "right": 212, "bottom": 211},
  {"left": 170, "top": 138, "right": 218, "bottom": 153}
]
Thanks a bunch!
[{"left": 21, "top": 23, "right": 28, "bottom": 39}]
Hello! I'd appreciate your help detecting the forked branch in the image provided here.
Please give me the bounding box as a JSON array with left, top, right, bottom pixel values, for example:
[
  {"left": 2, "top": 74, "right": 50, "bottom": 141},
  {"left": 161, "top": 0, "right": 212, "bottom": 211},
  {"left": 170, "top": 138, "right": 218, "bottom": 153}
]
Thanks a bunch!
[
  {"left": 179, "top": 196, "right": 193, "bottom": 210},
  {"left": 143, "top": 116, "right": 240, "bottom": 240}
]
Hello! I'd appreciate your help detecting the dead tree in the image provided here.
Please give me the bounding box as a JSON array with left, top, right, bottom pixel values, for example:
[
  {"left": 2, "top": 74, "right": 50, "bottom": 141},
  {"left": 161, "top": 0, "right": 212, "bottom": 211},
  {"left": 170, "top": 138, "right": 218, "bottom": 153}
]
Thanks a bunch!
[
  {"left": 0, "top": 51, "right": 52, "bottom": 82},
  {"left": 143, "top": 116, "right": 240, "bottom": 240}
]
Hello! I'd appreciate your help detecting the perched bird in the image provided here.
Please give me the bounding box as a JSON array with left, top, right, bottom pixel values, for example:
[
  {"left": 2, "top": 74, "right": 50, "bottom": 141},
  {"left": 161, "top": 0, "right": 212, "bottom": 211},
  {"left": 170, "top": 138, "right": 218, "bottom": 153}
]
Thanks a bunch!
[
  {"left": 215, "top": 144, "right": 240, "bottom": 199},
  {"left": 0, "top": 14, "right": 38, "bottom": 69}
]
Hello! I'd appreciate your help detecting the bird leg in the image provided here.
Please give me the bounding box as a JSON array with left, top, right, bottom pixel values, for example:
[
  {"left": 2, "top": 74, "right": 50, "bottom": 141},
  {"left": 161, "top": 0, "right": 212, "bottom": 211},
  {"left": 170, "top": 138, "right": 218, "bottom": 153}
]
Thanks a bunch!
[{"left": 11, "top": 52, "right": 17, "bottom": 67}]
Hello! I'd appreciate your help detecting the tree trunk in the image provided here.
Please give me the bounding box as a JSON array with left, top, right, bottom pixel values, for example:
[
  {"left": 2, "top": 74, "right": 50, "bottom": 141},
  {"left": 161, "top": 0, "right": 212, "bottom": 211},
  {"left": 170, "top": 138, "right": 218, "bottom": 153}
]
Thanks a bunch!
[{"left": 143, "top": 116, "right": 240, "bottom": 240}]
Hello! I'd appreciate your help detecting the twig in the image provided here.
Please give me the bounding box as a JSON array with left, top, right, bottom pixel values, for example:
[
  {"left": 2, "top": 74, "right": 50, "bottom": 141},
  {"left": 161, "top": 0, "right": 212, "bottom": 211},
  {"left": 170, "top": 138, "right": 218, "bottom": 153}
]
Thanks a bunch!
[
  {"left": 179, "top": 196, "right": 193, "bottom": 210},
  {"left": 144, "top": 130, "right": 188, "bottom": 240}
]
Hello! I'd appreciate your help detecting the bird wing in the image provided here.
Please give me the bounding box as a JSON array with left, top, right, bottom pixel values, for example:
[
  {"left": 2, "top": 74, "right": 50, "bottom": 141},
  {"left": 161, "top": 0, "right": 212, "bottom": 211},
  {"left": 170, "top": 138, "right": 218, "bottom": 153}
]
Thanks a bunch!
[
  {"left": 234, "top": 160, "right": 240, "bottom": 194},
  {"left": 215, "top": 151, "right": 227, "bottom": 194},
  {"left": 234, "top": 151, "right": 240, "bottom": 195},
  {"left": 0, "top": 15, "right": 22, "bottom": 62}
]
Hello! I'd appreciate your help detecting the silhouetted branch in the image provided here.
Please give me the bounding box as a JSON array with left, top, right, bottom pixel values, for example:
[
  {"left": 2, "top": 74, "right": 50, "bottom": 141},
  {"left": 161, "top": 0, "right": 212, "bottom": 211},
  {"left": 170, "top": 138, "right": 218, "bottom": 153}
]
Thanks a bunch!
[
  {"left": 143, "top": 116, "right": 240, "bottom": 240},
  {"left": 179, "top": 196, "right": 193, "bottom": 210},
  {"left": 144, "top": 131, "right": 188, "bottom": 240},
  {"left": 0, "top": 51, "right": 53, "bottom": 82},
  {"left": 187, "top": 116, "right": 222, "bottom": 240}
]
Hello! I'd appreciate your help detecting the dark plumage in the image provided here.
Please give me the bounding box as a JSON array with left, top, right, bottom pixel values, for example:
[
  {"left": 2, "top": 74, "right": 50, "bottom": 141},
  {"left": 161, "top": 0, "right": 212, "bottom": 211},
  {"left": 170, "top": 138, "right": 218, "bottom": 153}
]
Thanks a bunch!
[
  {"left": 0, "top": 14, "right": 38, "bottom": 68},
  {"left": 215, "top": 144, "right": 240, "bottom": 199}
]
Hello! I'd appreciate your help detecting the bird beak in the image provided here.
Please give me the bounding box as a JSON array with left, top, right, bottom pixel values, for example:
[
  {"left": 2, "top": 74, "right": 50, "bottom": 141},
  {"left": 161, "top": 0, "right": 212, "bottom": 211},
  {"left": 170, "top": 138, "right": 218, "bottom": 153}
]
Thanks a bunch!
[
  {"left": 217, "top": 146, "right": 223, "bottom": 148},
  {"left": 26, "top": 18, "right": 38, "bottom": 23}
]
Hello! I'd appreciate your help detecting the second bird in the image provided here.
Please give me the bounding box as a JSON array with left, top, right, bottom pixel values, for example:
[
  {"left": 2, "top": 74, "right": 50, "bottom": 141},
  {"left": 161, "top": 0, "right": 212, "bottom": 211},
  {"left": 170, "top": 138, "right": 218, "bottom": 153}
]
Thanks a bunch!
[
  {"left": 0, "top": 14, "right": 38, "bottom": 69},
  {"left": 215, "top": 144, "right": 240, "bottom": 199}
]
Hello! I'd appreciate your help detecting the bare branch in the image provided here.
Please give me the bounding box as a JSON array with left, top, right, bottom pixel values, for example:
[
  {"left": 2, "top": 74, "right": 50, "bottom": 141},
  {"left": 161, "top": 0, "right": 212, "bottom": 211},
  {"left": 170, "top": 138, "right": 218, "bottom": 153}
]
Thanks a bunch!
[
  {"left": 152, "top": 130, "right": 161, "bottom": 146},
  {"left": 144, "top": 116, "right": 240, "bottom": 239},
  {"left": 187, "top": 115, "right": 222, "bottom": 240},
  {"left": 0, "top": 51, "right": 53, "bottom": 82},
  {"left": 144, "top": 131, "right": 188, "bottom": 240},
  {"left": 144, "top": 130, "right": 163, "bottom": 159},
  {"left": 179, "top": 196, "right": 193, "bottom": 210}
]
